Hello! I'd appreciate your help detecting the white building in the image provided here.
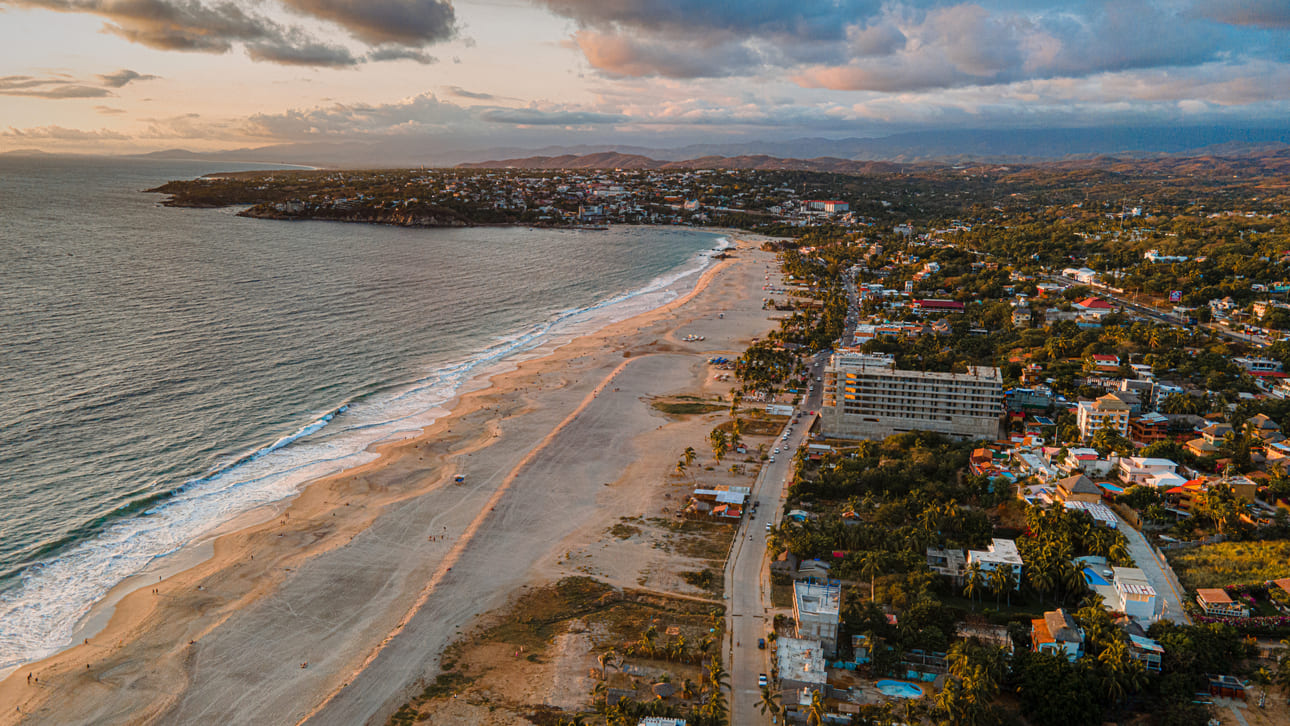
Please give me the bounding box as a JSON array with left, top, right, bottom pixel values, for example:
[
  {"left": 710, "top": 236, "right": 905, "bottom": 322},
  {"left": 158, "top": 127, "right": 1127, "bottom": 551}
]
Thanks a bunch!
[
  {"left": 967, "top": 538, "right": 1023, "bottom": 586},
  {"left": 1077, "top": 394, "right": 1132, "bottom": 441},
  {"left": 820, "top": 351, "right": 1003, "bottom": 440},
  {"left": 1117, "top": 457, "right": 1179, "bottom": 486},
  {"left": 1063, "top": 500, "right": 1118, "bottom": 528},
  {"left": 1235, "top": 356, "right": 1284, "bottom": 373},
  {"left": 1113, "top": 567, "right": 1159, "bottom": 623},
  {"left": 793, "top": 581, "right": 842, "bottom": 657},
  {"left": 777, "top": 637, "right": 828, "bottom": 693}
]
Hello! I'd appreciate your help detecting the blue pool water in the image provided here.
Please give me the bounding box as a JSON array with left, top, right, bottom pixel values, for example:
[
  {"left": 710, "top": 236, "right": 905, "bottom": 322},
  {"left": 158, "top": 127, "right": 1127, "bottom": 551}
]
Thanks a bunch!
[
  {"left": 1084, "top": 568, "right": 1112, "bottom": 586},
  {"left": 876, "top": 680, "right": 924, "bottom": 698}
]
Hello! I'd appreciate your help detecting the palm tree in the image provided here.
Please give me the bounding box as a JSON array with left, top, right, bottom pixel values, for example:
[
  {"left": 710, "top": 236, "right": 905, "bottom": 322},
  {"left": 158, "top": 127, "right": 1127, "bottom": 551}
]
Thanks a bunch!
[
  {"left": 597, "top": 649, "right": 616, "bottom": 680},
  {"left": 988, "top": 565, "right": 1013, "bottom": 609},
  {"left": 859, "top": 551, "right": 884, "bottom": 601},
  {"left": 756, "top": 685, "right": 781, "bottom": 721},
  {"left": 963, "top": 562, "right": 984, "bottom": 610},
  {"left": 804, "top": 688, "right": 827, "bottom": 726},
  {"left": 683, "top": 447, "right": 697, "bottom": 467},
  {"left": 680, "top": 678, "right": 697, "bottom": 700}
]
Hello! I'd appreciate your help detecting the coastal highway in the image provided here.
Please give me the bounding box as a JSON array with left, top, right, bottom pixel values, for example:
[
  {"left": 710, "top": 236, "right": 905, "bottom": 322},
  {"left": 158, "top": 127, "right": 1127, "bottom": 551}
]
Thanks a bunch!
[{"left": 726, "top": 355, "right": 825, "bottom": 725}]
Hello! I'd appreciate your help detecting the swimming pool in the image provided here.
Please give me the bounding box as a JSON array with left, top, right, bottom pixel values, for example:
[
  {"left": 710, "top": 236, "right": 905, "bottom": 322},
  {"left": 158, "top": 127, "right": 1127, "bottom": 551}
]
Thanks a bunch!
[
  {"left": 875, "top": 680, "right": 924, "bottom": 699},
  {"left": 1083, "top": 567, "right": 1111, "bottom": 586}
]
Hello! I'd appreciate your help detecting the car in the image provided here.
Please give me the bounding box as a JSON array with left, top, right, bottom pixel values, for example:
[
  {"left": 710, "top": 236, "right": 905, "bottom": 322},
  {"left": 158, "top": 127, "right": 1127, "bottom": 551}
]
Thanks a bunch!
[
  {"left": 754, "top": 500, "right": 761, "bottom": 507},
  {"left": 774, "top": 447, "right": 780, "bottom": 454},
  {"left": 758, "top": 638, "right": 766, "bottom": 650},
  {"left": 759, "top": 673, "right": 769, "bottom": 686},
  {"left": 765, "top": 522, "right": 772, "bottom": 531},
  {"left": 768, "top": 456, "right": 775, "bottom": 463}
]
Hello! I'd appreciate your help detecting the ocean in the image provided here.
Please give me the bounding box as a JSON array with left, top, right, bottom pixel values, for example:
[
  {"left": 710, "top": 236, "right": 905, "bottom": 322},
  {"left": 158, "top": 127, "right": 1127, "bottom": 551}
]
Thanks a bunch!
[{"left": 0, "top": 156, "right": 723, "bottom": 671}]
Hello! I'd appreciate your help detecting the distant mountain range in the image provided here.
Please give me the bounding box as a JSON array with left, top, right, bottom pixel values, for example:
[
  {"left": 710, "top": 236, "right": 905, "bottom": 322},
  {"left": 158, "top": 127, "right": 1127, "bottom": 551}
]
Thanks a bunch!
[{"left": 106, "top": 125, "right": 1290, "bottom": 169}]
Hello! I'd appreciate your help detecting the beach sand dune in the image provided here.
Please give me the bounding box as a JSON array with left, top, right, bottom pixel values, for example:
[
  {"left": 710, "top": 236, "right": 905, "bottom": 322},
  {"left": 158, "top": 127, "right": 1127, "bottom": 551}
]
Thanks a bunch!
[{"left": 0, "top": 236, "right": 776, "bottom": 726}]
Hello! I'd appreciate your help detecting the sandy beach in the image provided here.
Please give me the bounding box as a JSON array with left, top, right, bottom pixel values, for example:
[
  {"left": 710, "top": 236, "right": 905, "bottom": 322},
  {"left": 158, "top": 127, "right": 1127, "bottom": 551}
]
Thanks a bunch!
[{"left": 0, "top": 232, "right": 778, "bottom": 726}]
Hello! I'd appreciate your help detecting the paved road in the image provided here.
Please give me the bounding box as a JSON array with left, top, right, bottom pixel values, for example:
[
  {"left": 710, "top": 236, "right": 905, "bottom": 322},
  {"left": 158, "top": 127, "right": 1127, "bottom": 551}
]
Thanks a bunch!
[
  {"left": 1047, "top": 275, "right": 1268, "bottom": 348},
  {"left": 1113, "top": 511, "right": 1191, "bottom": 625},
  {"left": 726, "top": 356, "right": 825, "bottom": 726}
]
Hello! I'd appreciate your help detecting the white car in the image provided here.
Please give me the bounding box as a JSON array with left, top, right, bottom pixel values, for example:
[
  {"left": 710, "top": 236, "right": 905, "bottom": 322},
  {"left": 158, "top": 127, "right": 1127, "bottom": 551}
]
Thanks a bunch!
[
  {"left": 768, "top": 456, "right": 775, "bottom": 463},
  {"left": 759, "top": 673, "right": 769, "bottom": 687},
  {"left": 774, "top": 447, "right": 780, "bottom": 454}
]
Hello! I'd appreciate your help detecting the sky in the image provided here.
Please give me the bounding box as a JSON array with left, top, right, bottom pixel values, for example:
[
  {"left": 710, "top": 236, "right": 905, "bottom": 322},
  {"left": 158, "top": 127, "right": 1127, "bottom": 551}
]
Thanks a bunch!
[{"left": 2, "top": 0, "right": 1289, "bottom": 156}]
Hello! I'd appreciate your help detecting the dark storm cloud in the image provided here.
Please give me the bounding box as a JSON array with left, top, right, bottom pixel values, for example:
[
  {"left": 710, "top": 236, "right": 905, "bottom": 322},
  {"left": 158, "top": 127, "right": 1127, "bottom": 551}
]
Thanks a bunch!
[
  {"left": 96, "top": 69, "right": 160, "bottom": 87},
  {"left": 278, "top": 0, "right": 456, "bottom": 46}
]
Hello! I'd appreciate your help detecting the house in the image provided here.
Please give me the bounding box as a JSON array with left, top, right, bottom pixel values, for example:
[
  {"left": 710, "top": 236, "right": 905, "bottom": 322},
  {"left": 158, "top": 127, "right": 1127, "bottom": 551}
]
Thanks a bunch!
[
  {"left": 1012, "top": 307, "right": 1032, "bottom": 328},
  {"left": 1185, "top": 437, "right": 1220, "bottom": 457},
  {"left": 1117, "top": 457, "right": 1179, "bottom": 486},
  {"left": 956, "top": 622, "right": 1014, "bottom": 654},
  {"left": 1086, "top": 354, "right": 1121, "bottom": 372},
  {"left": 910, "top": 299, "right": 965, "bottom": 314},
  {"left": 772, "top": 550, "right": 801, "bottom": 576},
  {"left": 1064, "top": 500, "right": 1118, "bottom": 528},
  {"left": 796, "top": 559, "right": 833, "bottom": 582},
  {"left": 1073, "top": 296, "right": 1114, "bottom": 315},
  {"left": 793, "top": 581, "right": 842, "bottom": 657},
  {"left": 927, "top": 547, "right": 967, "bottom": 582},
  {"left": 1112, "top": 567, "right": 1159, "bottom": 623},
  {"left": 1200, "top": 422, "right": 1234, "bottom": 445},
  {"left": 1062, "top": 447, "right": 1101, "bottom": 472},
  {"left": 967, "top": 538, "right": 1024, "bottom": 585},
  {"left": 1245, "top": 413, "right": 1283, "bottom": 442},
  {"left": 1032, "top": 609, "right": 1084, "bottom": 661},
  {"left": 1127, "top": 634, "right": 1164, "bottom": 672},
  {"left": 1077, "top": 394, "right": 1132, "bottom": 441},
  {"left": 1055, "top": 474, "right": 1102, "bottom": 504},
  {"left": 1129, "top": 412, "right": 1170, "bottom": 445},
  {"left": 1234, "top": 356, "right": 1284, "bottom": 374},
  {"left": 1196, "top": 588, "right": 1249, "bottom": 618},
  {"left": 777, "top": 637, "right": 829, "bottom": 694}
]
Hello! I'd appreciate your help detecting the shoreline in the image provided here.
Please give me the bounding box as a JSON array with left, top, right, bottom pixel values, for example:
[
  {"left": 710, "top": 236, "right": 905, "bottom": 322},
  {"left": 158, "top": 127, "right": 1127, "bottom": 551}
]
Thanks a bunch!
[
  {"left": 0, "top": 225, "right": 731, "bottom": 676},
  {"left": 0, "top": 231, "right": 776, "bottom": 725}
]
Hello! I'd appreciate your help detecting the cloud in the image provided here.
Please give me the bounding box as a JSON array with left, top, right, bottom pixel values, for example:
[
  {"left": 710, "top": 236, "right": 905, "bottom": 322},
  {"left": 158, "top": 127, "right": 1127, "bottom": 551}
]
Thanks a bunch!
[
  {"left": 278, "top": 0, "right": 456, "bottom": 45},
  {"left": 94, "top": 105, "right": 127, "bottom": 114},
  {"left": 245, "top": 35, "right": 361, "bottom": 66},
  {"left": 1193, "top": 0, "right": 1290, "bottom": 29},
  {"left": 538, "top": 0, "right": 1280, "bottom": 95},
  {"left": 96, "top": 69, "right": 160, "bottom": 87},
  {"left": 0, "top": 74, "right": 113, "bottom": 98},
  {"left": 11, "top": 0, "right": 453, "bottom": 67},
  {"left": 367, "top": 46, "right": 437, "bottom": 64},
  {"left": 2, "top": 124, "right": 129, "bottom": 140},
  {"left": 571, "top": 30, "right": 759, "bottom": 78},
  {"left": 476, "top": 106, "right": 626, "bottom": 125},
  {"left": 445, "top": 86, "right": 497, "bottom": 100}
]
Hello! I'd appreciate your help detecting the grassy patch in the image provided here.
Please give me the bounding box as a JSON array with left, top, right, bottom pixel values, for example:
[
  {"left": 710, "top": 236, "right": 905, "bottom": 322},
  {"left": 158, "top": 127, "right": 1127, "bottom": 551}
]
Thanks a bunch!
[
  {"left": 1169, "top": 540, "right": 1290, "bottom": 589},
  {"left": 680, "top": 568, "right": 721, "bottom": 595},
  {"left": 609, "top": 523, "right": 642, "bottom": 539},
  {"left": 652, "top": 400, "right": 724, "bottom": 415}
]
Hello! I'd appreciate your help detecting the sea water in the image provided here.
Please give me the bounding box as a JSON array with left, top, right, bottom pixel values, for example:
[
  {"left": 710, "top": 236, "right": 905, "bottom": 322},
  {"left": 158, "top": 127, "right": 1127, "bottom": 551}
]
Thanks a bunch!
[{"left": 0, "top": 156, "right": 723, "bottom": 670}]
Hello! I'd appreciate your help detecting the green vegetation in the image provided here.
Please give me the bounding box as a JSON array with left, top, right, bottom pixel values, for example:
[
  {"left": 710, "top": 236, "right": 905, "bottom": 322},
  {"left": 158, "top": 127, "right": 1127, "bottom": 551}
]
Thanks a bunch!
[{"left": 1170, "top": 540, "right": 1290, "bottom": 589}]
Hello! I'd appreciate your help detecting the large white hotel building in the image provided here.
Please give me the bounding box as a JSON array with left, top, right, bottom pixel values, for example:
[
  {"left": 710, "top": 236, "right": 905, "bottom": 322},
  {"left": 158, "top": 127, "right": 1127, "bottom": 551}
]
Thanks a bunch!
[{"left": 820, "top": 351, "right": 1004, "bottom": 440}]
